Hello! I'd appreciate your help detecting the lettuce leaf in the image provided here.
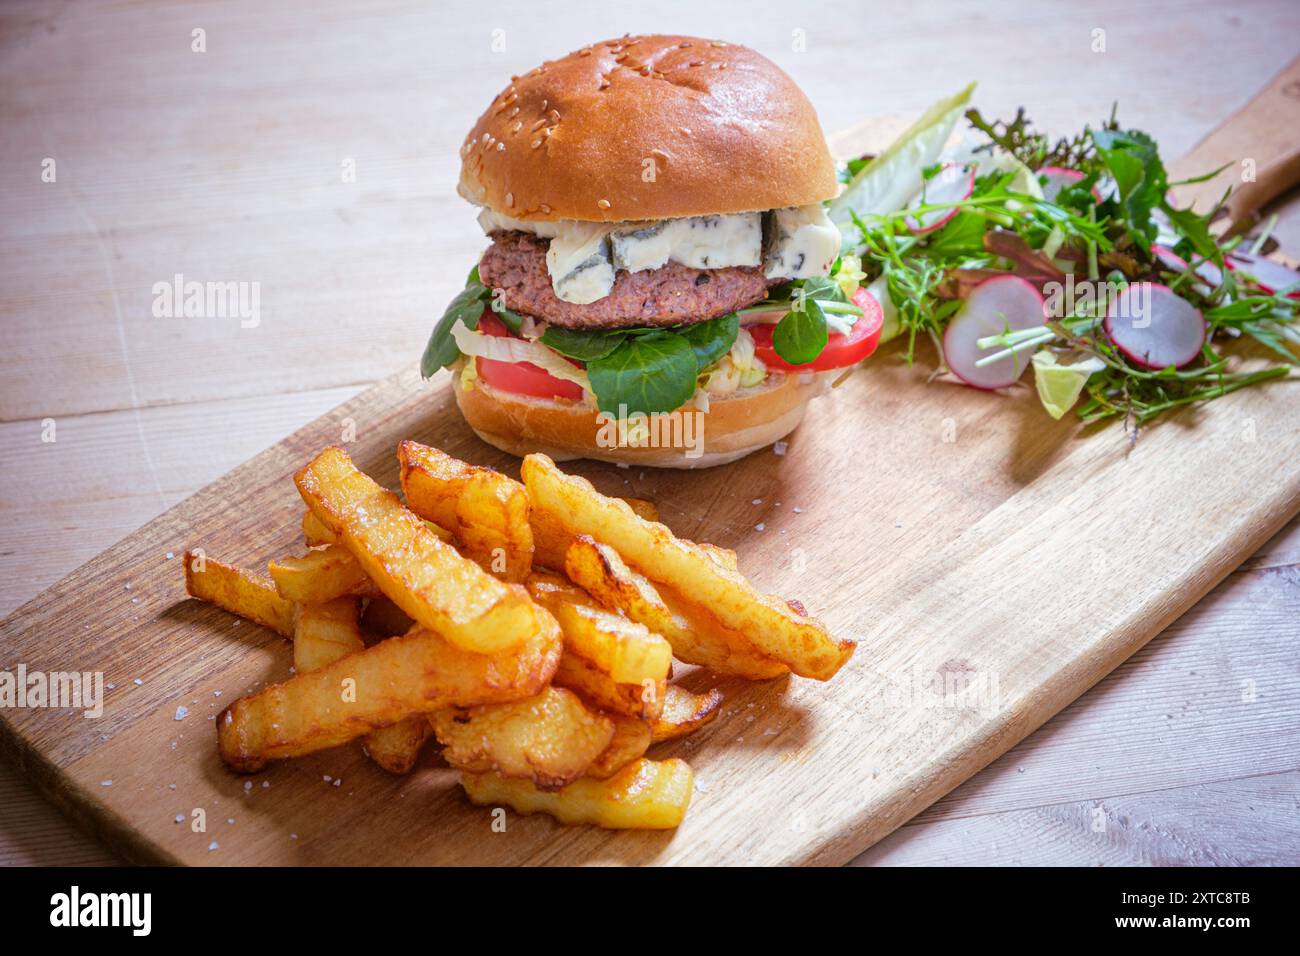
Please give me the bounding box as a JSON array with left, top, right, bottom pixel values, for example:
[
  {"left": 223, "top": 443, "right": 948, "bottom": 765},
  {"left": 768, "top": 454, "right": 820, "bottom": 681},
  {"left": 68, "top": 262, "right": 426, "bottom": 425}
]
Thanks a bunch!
[{"left": 829, "top": 83, "right": 976, "bottom": 239}]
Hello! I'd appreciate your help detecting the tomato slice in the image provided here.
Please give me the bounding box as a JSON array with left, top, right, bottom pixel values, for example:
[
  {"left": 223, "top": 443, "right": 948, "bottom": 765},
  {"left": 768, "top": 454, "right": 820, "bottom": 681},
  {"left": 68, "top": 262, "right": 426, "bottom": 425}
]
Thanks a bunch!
[
  {"left": 473, "top": 310, "right": 585, "bottom": 401},
  {"left": 749, "top": 288, "right": 885, "bottom": 373}
]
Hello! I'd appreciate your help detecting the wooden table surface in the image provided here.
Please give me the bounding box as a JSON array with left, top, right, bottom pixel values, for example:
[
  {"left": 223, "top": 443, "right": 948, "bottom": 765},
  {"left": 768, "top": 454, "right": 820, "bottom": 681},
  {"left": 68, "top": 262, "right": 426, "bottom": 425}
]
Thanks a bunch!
[{"left": 2, "top": 0, "right": 1298, "bottom": 866}]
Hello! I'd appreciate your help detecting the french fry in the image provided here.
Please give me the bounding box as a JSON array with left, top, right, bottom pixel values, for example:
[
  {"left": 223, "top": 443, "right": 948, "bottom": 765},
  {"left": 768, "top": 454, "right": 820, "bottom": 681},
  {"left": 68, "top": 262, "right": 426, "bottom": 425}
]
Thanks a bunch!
[
  {"left": 295, "top": 447, "right": 538, "bottom": 654},
  {"left": 586, "top": 712, "right": 653, "bottom": 779},
  {"left": 304, "top": 509, "right": 452, "bottom": 547},
  {"left": 522, "top": 454, "right": 855, "bottom": 680},
  {"left": 184, "top": 552, "right": 294, "bottom": 638},
  {"left": 432, "top": 686, "right": 613, "bottom": 790},
  {"left": 531, "top": 495, "right": 659, "bottom": 570},
  {"left": 363, "top": 719, "right": 433, "bottom": 775},
  {"left": 552, "top": 650, "right": 665, "bottom": 721},
  {"left": 302, "top": 510, "right": 337, "bottom": 547},
  {"left": 292, "top": 598, "right": 364, "bottom": 673},
  {"left": 649, "top": 685, "right": 724, "bottom": 743},
  {"left": 292, "top": 598, "right": 431, "bottom": 773},
  {"left": 460, "top": 758, "right": 693, "bottom": 829},
  {"left": 217, "top": 614, "right": 562, "bottom": 772},
  {"left": 269, "top": 545, "right": 375, "bottom": 604},
  {"left": 526, "top": 572, "right": 672, "bottom": 685},
  {"left": 398, "top": 441, "right": 533, "bottom": 582},
  {"left": 564, "top": 535, "right": 787, "bottom": 680}
]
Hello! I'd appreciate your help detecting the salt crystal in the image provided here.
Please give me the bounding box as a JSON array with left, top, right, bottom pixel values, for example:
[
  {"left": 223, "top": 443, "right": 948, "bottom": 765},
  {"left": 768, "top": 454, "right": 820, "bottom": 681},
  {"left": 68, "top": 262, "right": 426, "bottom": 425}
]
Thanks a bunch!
[
  {"left": 773, "top": 441, "right": 788, "bottom": 456},
  {"left": 755, "top": 523, "right": 765, "bottom": 532},
  {"left": 208, "top": 841, "right": 219, "bottom": 852},
  {"left": 100, "top": 780, "right": 112, "bottom": 787},
  {"left": 174, "top": 705, "right": 188, "bottom": 721}
]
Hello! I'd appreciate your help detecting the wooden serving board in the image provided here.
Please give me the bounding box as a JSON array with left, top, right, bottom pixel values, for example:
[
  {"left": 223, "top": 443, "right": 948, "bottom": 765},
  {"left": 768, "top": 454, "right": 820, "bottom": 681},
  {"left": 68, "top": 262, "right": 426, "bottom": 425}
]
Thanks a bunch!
[{"left": 3, "top": 68, "right": 1299, "bottom": 867}]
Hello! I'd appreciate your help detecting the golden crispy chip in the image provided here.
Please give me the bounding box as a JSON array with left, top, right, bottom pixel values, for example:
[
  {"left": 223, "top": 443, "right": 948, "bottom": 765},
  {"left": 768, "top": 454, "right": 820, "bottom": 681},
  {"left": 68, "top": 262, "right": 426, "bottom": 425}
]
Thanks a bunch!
[
  {"left": 433, "top": 686, "right": 613, "bottom": 790},
  {"left": 398, "top": 440, "right": 533, "bottom": 582},
  {"left": 460, "top": 757, "right": 693, "bottom": 829},
  {"left": 363, "top": 718, "right": 433, "bottom": 775},
  {"left": 295, "top": 447, "right": 537, "bottom": 654},
  {"left": 698, "top": 542, "right": 739, "bottom": 571},
  {"left": 292, "top": 598, "right": 430, "bottom": 773},
  {"left": 586, "top": 712, "right": 653, "bottom": 779},
  {"left": 217, "top": 614, "right": 562, "bottom": 772},
  {"left": 184, "top": 552, "right": 294, "bottom": 638},
  {"left": 522, "top": 454, "right": 854, "bottom": 680},
  {"left": 292, "top": 598, "right": 364, "bottom": 673},
  {"left": 552, "top": 650, "right": 664, "bottom": 721},
  {"left": 302, "top": 510, "right": 337, "bottom": 547},
  {"left": 650, "top": 685, "right": 724, "bottom": 743},
  {"left": 531, "top": 496, "right": 658, "bottom": 570},
  {"left": 359, "top": 596, "right": 415, "bottom": 639},
  {"left": 269, "top": 545, "right": 375, "bottom": 604},
  {"left": 526, "top": 572, "right": 671, "bottom": 685},
  {"left": 564, "top": 535, "right": 787, "bottom": 680}
]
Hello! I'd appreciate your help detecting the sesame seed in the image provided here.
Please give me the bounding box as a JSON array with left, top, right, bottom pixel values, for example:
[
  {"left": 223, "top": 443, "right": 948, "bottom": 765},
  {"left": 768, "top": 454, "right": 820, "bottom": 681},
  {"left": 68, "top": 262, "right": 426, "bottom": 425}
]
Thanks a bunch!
[
  {"left": 539, "top": 203, "right": 552, "bottom": 214},
  {"left": 510, "top": 120, "right": 522, "bottom": 133},
  {"left": 530, "top": 139, "right": 542, "bottom": 149},
  {"left": 505, "top": 192, "right": 514, "bottom": 207},
  {"left": 597, "top": 199, "right": 611, "bottom": 210},
  {"left": 496, "top": 142, "right": 505, "bottom": 151}
]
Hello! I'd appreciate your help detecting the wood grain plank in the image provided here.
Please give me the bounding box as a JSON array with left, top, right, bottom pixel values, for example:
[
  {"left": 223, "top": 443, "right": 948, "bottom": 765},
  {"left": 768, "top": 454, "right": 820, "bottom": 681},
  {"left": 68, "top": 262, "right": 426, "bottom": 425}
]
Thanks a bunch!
[
  {"left": 854, "top": 771, "right": 1300, "bottom": 866},
  {"left": 0, "top": 386, "right": 362, "bottom": 617}
]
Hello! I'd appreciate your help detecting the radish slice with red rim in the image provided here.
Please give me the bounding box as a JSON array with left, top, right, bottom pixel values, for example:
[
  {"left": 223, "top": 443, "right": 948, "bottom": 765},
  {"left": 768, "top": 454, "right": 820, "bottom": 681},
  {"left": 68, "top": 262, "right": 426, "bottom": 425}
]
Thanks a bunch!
[
  {"left": 1152, "top": 244, "right": 1223, "bottom": 291},
  {"left": 1039, "top": 166, "right": 1103, "bottom": 204},
  {"left": 907, "top": 163, "right": 975, "bottom": 234},
  {"left": 1226, "top": 250, "right": 1300, "bottom": 298},
  {"left": 943, "top": 275, "right": 1049, "bottom": 389},
  {"left": 1103, "top": 282, "right": 1206, "bottom": 370}
]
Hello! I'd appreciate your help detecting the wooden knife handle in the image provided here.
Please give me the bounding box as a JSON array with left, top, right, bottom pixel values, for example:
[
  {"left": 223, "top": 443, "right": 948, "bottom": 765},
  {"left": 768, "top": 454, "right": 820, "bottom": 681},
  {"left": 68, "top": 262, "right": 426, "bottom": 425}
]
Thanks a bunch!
[{"left": 1168, "top": 55, "right": 1300, "bottom": 234}]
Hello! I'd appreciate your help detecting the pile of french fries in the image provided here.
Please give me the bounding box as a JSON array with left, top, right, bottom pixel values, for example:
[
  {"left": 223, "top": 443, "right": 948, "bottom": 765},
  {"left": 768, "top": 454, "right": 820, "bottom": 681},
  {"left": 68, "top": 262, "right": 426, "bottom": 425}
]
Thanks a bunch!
[{"left": 184, "top": 441, "right": 854, "bottom": 829}]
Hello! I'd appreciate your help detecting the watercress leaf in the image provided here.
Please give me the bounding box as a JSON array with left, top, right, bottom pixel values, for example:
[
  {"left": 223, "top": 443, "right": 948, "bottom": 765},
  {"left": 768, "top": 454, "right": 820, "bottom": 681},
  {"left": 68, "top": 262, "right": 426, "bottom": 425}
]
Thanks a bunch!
[
  {"left": 679, "top": 312, "right": 739, "bottom": 371},
  {"left": 420, "top": 282, "right": 488, "bottom": 377},
  {"left": 586, "top": 332, "right": 699, "bottom": 417},
  {"left": 539, "top": 325, "right": 626, "bottom": 361},
  {"left": 772, "top": 298, "right": 829, "bottom": 365}
]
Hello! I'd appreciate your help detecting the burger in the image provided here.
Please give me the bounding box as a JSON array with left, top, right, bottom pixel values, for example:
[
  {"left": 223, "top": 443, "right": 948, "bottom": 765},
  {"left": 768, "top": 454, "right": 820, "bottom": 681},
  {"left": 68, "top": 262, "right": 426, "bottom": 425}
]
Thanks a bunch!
[{"left": 422, "top": 34, "right": 883, "bottom": 467}]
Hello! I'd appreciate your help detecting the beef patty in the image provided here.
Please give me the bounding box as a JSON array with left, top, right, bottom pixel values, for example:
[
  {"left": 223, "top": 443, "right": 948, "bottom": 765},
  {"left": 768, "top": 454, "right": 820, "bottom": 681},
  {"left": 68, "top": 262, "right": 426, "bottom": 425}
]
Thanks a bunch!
[{"left": 478, "top": 231, "right": 774, "bottom": 329}]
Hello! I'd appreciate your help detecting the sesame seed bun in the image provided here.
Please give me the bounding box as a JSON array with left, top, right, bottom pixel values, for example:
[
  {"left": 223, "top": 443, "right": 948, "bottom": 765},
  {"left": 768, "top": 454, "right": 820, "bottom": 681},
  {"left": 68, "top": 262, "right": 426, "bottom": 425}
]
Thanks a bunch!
[
  {"left": 458, "top": 34, "right": 838, "bottom": 223},
  {"left": 451, "top": 362, "right": 834, "bottom": 469}
]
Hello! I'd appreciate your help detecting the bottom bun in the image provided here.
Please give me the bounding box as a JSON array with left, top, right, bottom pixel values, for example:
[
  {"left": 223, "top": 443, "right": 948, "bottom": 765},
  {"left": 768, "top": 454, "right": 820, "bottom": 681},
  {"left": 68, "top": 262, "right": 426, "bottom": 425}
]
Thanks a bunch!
[{"left": 451, "top": 363, "right": 834, "bottom": 469}]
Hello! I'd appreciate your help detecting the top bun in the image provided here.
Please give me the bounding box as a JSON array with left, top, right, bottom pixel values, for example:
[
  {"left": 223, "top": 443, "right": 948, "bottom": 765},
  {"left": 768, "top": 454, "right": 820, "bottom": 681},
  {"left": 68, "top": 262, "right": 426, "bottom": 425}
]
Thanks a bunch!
[{"left": 458, "top": 35, "right": 838, "bottom": 223}]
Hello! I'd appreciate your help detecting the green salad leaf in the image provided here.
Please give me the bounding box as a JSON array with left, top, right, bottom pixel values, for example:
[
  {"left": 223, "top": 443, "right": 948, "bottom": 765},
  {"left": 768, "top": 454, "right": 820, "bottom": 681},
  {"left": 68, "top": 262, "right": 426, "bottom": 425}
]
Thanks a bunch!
[
  {"left": 421, "top": 268, "right": 489, "bottom": 377},
  {"left": 586, "top": 332, "right": 699, "bottom": 417},
  {"left": 539, "top": 325, "right": 627, "bottom": 362},
  {"left": 680, "top": 312, "right": 739, "bottom": 371}
]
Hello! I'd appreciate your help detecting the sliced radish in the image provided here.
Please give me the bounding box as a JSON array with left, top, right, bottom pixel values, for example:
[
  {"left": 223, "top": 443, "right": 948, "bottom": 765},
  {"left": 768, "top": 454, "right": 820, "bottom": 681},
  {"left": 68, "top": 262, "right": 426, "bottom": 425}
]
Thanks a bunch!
[
  {"left": 1151, "top": 244, "right": 1223, "bottom": 291},
  {"left": 1226, "top": 250, "right": 1300, "bottom": 298},
  {"left": 943, "top": 275, "right": 1049, "bottom": 389},
  {"left": 1103, "top": 282, "right": 1206, "bottom": 369},
  {"left": 907, "top": 163, "right": 975, "bottom": 234},
  {"left": 1039, "top": 166, "right": 1104, "bottom": 204}
]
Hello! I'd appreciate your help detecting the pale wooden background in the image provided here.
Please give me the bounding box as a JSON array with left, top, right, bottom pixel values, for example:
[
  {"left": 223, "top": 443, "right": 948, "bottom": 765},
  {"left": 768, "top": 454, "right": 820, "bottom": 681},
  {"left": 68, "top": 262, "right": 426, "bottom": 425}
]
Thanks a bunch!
[{"left": 2, "top": 0, "right": 1297, "bottom": 866}]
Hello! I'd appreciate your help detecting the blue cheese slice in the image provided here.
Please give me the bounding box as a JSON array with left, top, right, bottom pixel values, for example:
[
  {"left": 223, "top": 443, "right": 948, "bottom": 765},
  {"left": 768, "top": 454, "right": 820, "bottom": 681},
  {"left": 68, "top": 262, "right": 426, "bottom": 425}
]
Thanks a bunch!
[
  {"left": 763, "top": 205, "right": 841, "bottom": 280},
  {"left": 545, "top": 222, "right": 615, "bottom": 305},
  {"left": 611, "top": 214, "right": 762, "bottom": 272}
]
